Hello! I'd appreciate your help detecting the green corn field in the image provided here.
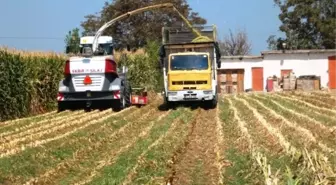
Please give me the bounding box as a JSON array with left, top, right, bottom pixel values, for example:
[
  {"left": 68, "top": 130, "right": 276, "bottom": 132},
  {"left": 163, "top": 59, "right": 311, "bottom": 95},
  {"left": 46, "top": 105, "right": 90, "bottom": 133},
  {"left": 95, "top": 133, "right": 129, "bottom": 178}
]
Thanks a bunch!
[
  {"left": 0, "top": 47, "right": 65, "bottom": 121},
  {"left": 0, "top": 41, "right": 163, "bottom": 122}
]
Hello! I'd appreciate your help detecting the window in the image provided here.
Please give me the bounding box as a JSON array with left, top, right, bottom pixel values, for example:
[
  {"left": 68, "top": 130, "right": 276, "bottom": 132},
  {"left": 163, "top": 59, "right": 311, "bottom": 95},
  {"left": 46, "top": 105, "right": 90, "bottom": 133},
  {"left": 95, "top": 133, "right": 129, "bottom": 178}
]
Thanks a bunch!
[
  {"left": 170, "top": 54, "right": 209, "bottom": 70},
  {"left": 80, "top": 44, "right": 113, "bottom": 55}
]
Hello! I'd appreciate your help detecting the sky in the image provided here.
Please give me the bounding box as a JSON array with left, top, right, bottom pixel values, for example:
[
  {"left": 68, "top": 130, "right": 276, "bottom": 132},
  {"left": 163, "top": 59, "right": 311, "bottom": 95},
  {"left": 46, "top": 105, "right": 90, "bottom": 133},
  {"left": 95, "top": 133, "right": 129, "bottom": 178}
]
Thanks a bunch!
[{"left": 0, "top": 0, "right": 284, "bottom": 55}]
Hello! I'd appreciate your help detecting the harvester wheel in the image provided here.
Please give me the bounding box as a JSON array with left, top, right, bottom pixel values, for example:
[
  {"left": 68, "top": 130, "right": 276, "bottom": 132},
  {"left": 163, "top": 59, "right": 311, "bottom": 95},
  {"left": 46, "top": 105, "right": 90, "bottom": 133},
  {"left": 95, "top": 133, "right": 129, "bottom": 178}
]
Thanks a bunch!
[
  {"left": 124, "top": 81, "right": 132, "bottom": 108},
  {"left": 113, "top": 80, "right": 131, "bottom": 111},
  {"left": 57, "top": 102, "right": 66, "bottom": 113}
]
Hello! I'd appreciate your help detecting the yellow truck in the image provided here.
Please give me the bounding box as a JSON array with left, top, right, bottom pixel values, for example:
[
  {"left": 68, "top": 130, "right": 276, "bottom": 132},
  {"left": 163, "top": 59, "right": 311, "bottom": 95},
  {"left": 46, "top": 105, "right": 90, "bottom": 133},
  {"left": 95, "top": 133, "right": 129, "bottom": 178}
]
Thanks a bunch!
[{"left": 159, "top": 25, "right": 222, "bottom": 108}]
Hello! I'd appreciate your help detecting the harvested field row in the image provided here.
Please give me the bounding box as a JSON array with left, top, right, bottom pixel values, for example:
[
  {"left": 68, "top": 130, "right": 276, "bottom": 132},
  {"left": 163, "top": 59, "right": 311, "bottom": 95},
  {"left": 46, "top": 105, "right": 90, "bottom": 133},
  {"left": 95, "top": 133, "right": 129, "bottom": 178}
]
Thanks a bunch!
[
  {"left": 0, "top": 111, "right": 58, "bottom": 128},
  {"left": 0, "top": 91, "right": 334, "bottom": 185},
  {"left": 220, "top": 93, "right": 335, "bottom": 184}
]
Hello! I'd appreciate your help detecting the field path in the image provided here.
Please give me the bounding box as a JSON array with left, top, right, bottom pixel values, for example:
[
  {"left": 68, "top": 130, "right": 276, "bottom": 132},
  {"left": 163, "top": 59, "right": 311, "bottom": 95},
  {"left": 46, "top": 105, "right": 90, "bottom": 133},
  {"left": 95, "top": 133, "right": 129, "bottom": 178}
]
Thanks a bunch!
[{"left": 169, "top": 108, "right": 220, "bottom": 185}]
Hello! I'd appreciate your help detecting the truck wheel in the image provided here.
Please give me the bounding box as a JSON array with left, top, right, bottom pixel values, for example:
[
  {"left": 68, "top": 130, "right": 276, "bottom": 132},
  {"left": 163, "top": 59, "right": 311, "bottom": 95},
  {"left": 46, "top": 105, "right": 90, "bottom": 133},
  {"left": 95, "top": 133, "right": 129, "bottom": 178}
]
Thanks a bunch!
[
  {"left": 211, "top": 96, "right": 218, "bottom": 108},
  {"left": 205, "top": 93, "right": 217, "bottom": 109},
  {"left": 163, "top": 97, "right": 175, "bottom": 110},
  {"left": 210, "top": 93, "right": 218, "bottom": 109}
]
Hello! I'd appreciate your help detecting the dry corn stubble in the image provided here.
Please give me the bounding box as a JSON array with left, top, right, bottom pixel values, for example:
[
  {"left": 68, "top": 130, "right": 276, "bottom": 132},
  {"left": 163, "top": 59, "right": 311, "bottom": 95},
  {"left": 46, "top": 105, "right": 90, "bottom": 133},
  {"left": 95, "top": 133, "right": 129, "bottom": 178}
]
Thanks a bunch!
[
  {"left": 123, "top": 95, "right": 161, "bottom": 121},
  {"left": 22, "top": 107, "right": 151, "bottom": 185},
  {"left": 0, "top": 111, "right": 58, "bottom": 129},
  {"left": 72, "top": 110, "right": 171, "bottom": 185},
  {"left": 244, "top": 95, "right": 333, "bottom": 154},
  {"left": 165, "top": 109, "right": 200, "bottom": 185},
  {"left": 170, "top": 108, "right": 220, "bottom": 185},
  {"left": 270, "top": 94, "right": 336, "bottom": 129},
  {"left": 291, "top": 92, "right": 336, "bottom": 109},
  {"left": 34, "top": 106, "right": 160, "bottom": 185},
  {"left": 239, "top": 95, "right": 335, "bottom": 184},
  {"left": 274, "top": 92, "right": 335, "bottom": 113},
  {"left": 215, "top": 106, "right": 225, "bottom": 185},
  {"left": 20, "top": 107, "right": 133, "bottom": 184},
  {"left": 0, "top": 110, "right": 85, "bottom": 143},
  {"left": 123, "top": 108, "right": 195, "bottom": 185},
  {"left": 234, "top": 96, "right": 297, "bottom": 155},
  {"left": 231, "top": 96, "right": 283, "bottom": 153},
  {"left": 255, "top": 94, "right": 334, "bottom": 134},
  {"left": 310, "top": 91, "right": 336, "bottom": 100},
  {"left": 0, "top": 110, "right": 102, "bottom": 152},
  {"left": 0, "top": 110, "right": 79, "bottom": 138},
  {"left": 0, "top": 111, "right": 61, "bottom": 134},
  {"left": 227, "top": 98, "right": 254, "bottom": 149},
  {"left": 0, "top": 108, "right": 131, "bottom": 158},
  {"left": 274, "top": 93, "right": 336, "bottom": 117},
  {"left": 227, "top": 97, "right": 280, "bottom": 185},
  {"left": 121, "top": 110, "right": 178, "bottom": 185},
  {"left": 295, "top": 91, "right": 336, "bottom": 106}
]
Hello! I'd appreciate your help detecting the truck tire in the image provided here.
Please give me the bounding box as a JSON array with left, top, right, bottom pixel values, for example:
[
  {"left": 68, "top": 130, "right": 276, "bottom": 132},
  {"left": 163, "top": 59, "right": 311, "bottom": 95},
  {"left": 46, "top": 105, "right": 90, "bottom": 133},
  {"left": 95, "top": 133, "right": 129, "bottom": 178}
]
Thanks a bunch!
[
  {"left": 205, "top": 92, "right": 218, "bottom": 109},
  {"left": 163, "top": 96, "right": 176, "bottom": 110},
  {"left": 212, "top": 92, "right": 218, "bottom": 108},
  {"left": 211, "top": 94, "right": 218, "bottom": 108}
]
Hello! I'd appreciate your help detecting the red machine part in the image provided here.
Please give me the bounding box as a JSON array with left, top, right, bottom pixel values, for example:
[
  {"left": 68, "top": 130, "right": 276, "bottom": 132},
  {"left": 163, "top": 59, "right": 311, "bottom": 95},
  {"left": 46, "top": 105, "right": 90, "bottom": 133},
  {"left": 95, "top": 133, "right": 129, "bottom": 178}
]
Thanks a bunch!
[
  {"left": 113, "top": 90, "right": 121, "bottom": 99},
  {"left": 57, "top": 92, "right": 64, "bottom": 101},
  {"left": 131, "top": 88, "right": 148, "bottom": 105},
  {"left": 131, "top": 95, "right": 147, "bottom": 105}
]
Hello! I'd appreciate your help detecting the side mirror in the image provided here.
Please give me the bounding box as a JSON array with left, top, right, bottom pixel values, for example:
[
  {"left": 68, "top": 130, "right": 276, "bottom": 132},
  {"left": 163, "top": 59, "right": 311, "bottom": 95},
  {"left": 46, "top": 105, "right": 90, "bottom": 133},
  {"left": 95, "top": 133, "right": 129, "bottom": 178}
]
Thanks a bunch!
[
  {"left": 159, "top": 45, "right": 165, "bottom": 58},
  {"left": 158, "top": 58, "right": 164, "bottom": 69},
  {"left": 159, "top": 45, "right": 166, "bottom": 68},
  {"left": 217, "top": 61, "right": 221, "bottom": 68}
]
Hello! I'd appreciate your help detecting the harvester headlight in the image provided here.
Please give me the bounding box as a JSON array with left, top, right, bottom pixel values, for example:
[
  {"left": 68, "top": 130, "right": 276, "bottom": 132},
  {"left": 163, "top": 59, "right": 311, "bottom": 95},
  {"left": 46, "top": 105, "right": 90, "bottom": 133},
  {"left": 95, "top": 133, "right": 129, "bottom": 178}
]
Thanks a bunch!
[
  {"left": 168, "top": 92, "right": 177, "bottom": 96},
  {"left": 203, "top": 90, "right": 212, "bottom": 94}
]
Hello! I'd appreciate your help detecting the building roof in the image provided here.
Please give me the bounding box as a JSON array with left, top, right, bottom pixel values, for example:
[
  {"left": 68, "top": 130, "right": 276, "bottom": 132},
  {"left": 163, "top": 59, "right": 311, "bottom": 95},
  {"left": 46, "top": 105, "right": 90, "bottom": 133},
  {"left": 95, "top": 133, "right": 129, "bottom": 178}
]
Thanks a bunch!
[
  {"left": 261, "top": 49, "right": 336, "bottom": 55},
  {"left": 219, "top": 49, "right": 336, "bottom": 61},
  {"left": 221, "top": 55, "right": 263, "bottom": 60}
]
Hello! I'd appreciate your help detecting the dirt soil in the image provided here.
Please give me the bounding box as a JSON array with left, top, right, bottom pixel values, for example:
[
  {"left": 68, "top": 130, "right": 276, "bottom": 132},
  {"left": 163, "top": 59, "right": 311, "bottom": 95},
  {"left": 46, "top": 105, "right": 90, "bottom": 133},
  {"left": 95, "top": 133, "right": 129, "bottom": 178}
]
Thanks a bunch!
[{"left": 168, "top": 108, "right": 220, "bottom": 185}]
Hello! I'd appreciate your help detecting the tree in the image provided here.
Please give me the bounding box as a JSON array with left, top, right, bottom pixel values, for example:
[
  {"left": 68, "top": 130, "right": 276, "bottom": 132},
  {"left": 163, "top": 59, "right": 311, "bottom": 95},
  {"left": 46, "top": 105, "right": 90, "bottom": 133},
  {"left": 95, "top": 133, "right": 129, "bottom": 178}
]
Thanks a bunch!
[
  {"left": 268, "top": 0, "right": 336, "bottom": 50},
  {"left": 64, "top": 28, "right": 81, "bottom": 53},
  {"left": 219, "top": 29, "right": 252, "bottom": 56},
  {"left": 80, "top": 0, "right": 207, "bottom": 50},
  {"left": 267, "top": 35, "right": 286, "bottom": 50}
]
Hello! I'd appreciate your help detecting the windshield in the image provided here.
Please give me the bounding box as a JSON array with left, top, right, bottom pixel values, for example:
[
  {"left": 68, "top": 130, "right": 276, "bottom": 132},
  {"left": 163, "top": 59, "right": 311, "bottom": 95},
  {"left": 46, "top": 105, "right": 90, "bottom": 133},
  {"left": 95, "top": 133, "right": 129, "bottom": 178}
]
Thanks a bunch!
[
  {"left": 170, "top": 54, "right": 209, "bottom": 70},
  {"left": 80, "top": 44, "right": 113, "bottom": 55}
]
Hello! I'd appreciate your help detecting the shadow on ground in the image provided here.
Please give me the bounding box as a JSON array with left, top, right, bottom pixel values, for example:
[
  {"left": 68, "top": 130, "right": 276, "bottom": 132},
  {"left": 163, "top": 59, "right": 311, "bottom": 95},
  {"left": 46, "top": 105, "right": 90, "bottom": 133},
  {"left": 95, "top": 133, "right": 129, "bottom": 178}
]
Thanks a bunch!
[
  {"left": 157, "top": 101, "right": 216, "bottom": 111},
  {"left": 57, "top": 100, "right": 129, "bottom": 113}
]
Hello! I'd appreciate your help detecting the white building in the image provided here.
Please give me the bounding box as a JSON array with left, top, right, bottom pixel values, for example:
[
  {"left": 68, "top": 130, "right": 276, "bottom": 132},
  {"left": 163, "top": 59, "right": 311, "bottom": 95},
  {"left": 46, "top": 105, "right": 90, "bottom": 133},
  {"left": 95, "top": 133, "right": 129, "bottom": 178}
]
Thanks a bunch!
[{"left": 217, "top": 49, "right": 336, "bottom": 93}]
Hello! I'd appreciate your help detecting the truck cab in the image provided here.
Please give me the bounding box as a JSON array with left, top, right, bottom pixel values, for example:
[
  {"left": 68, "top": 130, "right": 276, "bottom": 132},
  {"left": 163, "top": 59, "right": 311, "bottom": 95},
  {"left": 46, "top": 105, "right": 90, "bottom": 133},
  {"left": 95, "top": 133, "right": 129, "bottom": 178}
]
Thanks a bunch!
[
  {"left": 159, "top": 26, "right": 221, "bottom": 108},
  {"left": 57, "top": 36, "right": 132, "bottom": 112},
  {"left": 167, "top": 52, "right": 213, "bottom": 95}
]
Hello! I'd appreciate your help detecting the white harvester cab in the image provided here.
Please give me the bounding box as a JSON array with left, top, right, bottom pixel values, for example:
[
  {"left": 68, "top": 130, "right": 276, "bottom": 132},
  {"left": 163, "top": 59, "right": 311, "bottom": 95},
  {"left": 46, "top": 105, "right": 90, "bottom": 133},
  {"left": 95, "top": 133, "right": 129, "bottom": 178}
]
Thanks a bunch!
[{"left": 58, "top": 35, "right": 131, "bottom": 112}]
